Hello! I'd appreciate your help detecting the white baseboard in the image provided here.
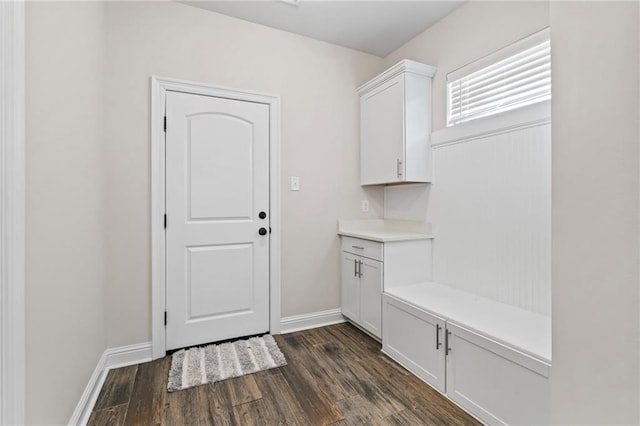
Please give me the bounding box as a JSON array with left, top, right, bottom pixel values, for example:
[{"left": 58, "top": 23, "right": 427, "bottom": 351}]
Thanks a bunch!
[
  {"left": 105, "top": 342, "right": 152, "bottom": 370},
  {"left": 279, "top": 308, "right": 345, "bottom": 334},
  {"left": 68, "top": 341, "right": 152, "bottom": 426},
  {"left": 67, "top": 352, "right": 107, "bottom": 426}
]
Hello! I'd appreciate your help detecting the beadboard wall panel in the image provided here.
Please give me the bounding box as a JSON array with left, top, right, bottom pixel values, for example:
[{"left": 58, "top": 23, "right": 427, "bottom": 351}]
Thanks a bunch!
[{"left": 429, "top": 124, "right": 551, "bottom": 315}]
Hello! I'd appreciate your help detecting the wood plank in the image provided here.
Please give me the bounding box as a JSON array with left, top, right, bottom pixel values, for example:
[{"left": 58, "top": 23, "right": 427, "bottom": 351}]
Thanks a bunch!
[
  {"left": 221, "top": 374, "right": 263, "bottom": 407},
  {"left": 93, "top": 365, "right": 138, "bottom": 410},
  {"left": 87, "top": 404, "right": 127, "bottom": 426},
  {"left": 384, "top": 408, "right": 429, "bottom": 426},
  {"left": 334, "top": 394, "right": 387, "bottom": 426},
  {"left": 278, "top": 355, "right": 344, "bottom": 424},
  {"left": 163, "top": 383, "right": 233, "bottom": 426},
  {"left": 310, "top": 340, "right": 407, "bottom": 418},
  {"left": 231, "top": 399, "right": 278, "bottom": 426},
  {"left": 202, "top": 383, "right": 235, "bottom": 425},
  {"left": 281, "top": 332, "right": 355, "bottom": 401},
  {"left": 123, "top": 358, "right": 169, "bottom": 426},
  {"left": 298, "top": 326, "right": 335, "bottom": 346},
  {"left": 253, "top": 370, "right": 310, "bottom": 425}
]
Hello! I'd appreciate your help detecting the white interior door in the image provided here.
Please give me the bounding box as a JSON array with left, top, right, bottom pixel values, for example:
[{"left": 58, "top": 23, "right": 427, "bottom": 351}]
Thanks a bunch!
[{"left": 165, "top": 90, "right": 270, "bottom": 350}]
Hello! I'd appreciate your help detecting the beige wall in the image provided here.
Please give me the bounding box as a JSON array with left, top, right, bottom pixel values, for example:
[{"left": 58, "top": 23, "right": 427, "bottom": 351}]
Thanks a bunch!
[
  {"left": 103, "top": 2, "right": 384, "bottom": 347},
  {"left": 550, "top": 2, "right": 639, "bottom": 424},
  {"left": 384, "top": 1, "right": 550, "bottom": 132},
  {"left": 26, "top": 2, "right": 107, "bottom": 424}
]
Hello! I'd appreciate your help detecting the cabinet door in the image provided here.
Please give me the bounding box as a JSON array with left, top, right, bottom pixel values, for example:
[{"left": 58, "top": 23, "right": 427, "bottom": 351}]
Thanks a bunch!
[
  {"left": 359, "top": 257, "right": 383, "bottom": 339},
  {"left": 445, "top": 323, "right": 550, "bottom": 425},
  {"left": 360, "top": 74, "right": 405, "bottom": 185},
  {"left": 341, "top": 252, "right": 360, "bottom": 322},
  {"left": 382, "top": 295, "right": 446, "bottom": 392}
]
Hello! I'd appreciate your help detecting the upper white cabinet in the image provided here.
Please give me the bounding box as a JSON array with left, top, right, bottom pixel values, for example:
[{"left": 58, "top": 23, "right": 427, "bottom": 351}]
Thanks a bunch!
[{"left": 358, "top": 60, "right": 436, "bottom": 186}]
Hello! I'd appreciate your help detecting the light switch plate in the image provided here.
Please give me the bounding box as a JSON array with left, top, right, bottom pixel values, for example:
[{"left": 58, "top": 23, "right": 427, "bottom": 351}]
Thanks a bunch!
[{"left": 290, "top": 176, "right": 300, "bottom": 191}]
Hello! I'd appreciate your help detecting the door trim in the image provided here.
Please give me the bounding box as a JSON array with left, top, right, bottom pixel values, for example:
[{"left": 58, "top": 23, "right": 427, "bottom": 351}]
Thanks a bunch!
[
  {"left": 0, "top": 1, "right": 26, "bottom": 424},
  {"left": 150, "top": 76, "right": 281, "bottom": 359}
]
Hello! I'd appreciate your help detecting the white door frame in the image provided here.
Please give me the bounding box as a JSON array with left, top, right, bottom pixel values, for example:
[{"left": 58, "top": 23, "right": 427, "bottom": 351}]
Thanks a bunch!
[
  {"left": 0, "top": 1, "right": 26, "bottom": 424},
  {"left": 150, "top": 76, "right": 282, "bottom": 359}
]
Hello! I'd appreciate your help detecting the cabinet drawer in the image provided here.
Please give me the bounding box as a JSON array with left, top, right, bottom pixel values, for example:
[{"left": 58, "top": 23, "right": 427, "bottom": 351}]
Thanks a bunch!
[{"left": 341, "top": 236, "right": 383, "bottom": 261}]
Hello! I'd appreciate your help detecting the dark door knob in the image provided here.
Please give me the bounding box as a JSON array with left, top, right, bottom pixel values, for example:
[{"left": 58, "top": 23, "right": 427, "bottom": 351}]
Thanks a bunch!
[
  {"left": 259, "top": 211, "right": 267, "bottom": 219},
  {"left": 258, "top": 227, "right": 268, "bottom": 236}
]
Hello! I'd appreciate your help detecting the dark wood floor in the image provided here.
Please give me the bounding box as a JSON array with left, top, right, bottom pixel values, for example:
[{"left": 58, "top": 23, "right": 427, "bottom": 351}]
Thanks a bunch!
[{"left": 88, "top": 322, "right": 479, "bottom": 425}]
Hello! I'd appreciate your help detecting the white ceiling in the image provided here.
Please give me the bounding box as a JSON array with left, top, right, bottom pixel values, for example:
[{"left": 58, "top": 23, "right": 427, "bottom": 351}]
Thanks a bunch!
[{"left": 181, "top": 1, "right": 464, "bottom": 57}]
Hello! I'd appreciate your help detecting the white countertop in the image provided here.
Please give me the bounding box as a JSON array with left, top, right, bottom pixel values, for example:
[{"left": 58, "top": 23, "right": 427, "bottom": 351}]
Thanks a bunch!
[
  {"left": 385, "top": 282, "right": 551, "bottom": 364},
  {"left": 338, "top": 219, "right": 434, "bottom": 242}
]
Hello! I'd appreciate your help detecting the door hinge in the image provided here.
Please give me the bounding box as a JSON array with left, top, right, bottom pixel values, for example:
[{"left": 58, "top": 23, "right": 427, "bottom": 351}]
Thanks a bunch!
[
  {"left": 164, "top": 311, "right": 167, "bottom": 326},
  {"left": 164, "top": 214, "right": 167, "bottom": 229},
  {"left": 164, "top": 116, "right": 167, "bottom": 132}
]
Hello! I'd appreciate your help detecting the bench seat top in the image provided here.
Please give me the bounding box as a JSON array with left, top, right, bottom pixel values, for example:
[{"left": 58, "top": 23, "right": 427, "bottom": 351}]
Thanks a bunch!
[{"left": 384, "top": 282, "right": 551, "bottom": 363}]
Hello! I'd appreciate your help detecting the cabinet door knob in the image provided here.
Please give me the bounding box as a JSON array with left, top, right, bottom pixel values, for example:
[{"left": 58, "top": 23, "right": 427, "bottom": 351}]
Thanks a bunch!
[
  {"left": 436, "top": 324, "right": 442, "bottom": 350},
  {"left": 354, "top": 259, "right": 358, "bottom": 277}
]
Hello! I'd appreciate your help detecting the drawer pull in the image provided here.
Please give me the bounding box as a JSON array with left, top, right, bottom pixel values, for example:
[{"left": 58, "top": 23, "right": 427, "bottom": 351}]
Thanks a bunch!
[
  {"left": 436, "top": 324, "right": 442, "bottom": 350},
  {"left": 397, "top": 159, "right": 403, "bottom": 178},
  {"left": 358, "top": 260, "right": 363, "bottom": 277},
  {"left": 445, "top": 330, "right": 452, "bottom": 356},
  {"left": 354, "top": 259, "right": 358, "bottom": 277},
  {"left": 351, "top": 245, "right": 365, "bottom": 250}
]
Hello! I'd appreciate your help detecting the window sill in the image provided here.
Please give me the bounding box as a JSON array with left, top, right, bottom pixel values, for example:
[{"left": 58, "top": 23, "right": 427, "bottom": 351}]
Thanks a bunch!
[{"left": 432, "top": 101, "right": 551, "bottom": 148}]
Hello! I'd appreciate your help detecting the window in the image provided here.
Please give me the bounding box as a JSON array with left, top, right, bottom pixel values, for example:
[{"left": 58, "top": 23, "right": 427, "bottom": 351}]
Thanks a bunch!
[{"left": 447, "top": 29, "right": 550, "bottom": 127}]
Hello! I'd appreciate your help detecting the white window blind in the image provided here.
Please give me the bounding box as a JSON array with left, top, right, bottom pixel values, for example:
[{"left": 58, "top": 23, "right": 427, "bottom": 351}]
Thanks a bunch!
[{"left": 447, "top": 30, "right": 551, "bottom": 126}]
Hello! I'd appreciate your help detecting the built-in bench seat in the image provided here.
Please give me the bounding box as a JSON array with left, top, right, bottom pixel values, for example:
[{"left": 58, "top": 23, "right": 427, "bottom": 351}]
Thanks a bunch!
[
  {"left": 385, "top": 282, "right": 551, "bottom": 363},
  {"left": 382, "top": 282, "right": 551, "bottom": 425}
]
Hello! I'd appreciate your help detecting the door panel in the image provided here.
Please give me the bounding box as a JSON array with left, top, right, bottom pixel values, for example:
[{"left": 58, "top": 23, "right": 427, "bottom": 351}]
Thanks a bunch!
[
  {"left": 360, "top": 74, "right": 405, "bottom": 184},
  {"left": 341, "top": 252, "right": 360, "bottom": 322},
  {"left": 445, "top": 322, "right": 550, "bottom": 425},
  {"left": 166, "top": 91, "right": 270, "bottom": 350},
  {"left": 187, "top": 114, "right": 253, "bottom": 221},
  {"left": 360, "top": 258, "right": 382, "bottom": 339},
  {"left": 382, "top": 295, "right": 446, "bottom": 392},
  {"left": 186, "top": 244, "right": 253, "bottom": 320}
]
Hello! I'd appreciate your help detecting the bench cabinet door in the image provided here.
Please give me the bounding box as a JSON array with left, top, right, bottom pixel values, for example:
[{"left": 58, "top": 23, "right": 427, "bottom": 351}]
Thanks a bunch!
[
  {"left": 382, "top": 295, "right": 446, "bottom": 392},
  {"left": 446, "top": 322, "right": 550, "bottom": 425}
]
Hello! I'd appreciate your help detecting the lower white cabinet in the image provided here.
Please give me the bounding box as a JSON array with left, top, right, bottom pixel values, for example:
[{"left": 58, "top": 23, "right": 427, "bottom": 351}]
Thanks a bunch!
[
  {"left": 340, "top": 249, "right": 382, "bottom": 338},
  {"left": 340, "top": 235, "right": 433, "bottom": 340},
  {"left": 446, "top": 322, "right": 550, "bottom": 425},
  {"left": 382, "top": 290, "right": 550, "bottom": 426},
  {"left": 382, "top": 295, "right": 445, "bottom": 392}
]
